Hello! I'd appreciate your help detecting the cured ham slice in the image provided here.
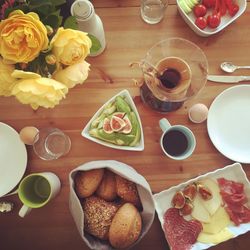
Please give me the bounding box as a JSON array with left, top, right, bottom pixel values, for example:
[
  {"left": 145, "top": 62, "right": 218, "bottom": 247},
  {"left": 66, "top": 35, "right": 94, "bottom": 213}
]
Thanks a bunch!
[
  {"left": 163, "top": 208, "right": 202, "bottom": 250},
  {"left": 217, "top": 178, "right": 250, "bottom": 226}
]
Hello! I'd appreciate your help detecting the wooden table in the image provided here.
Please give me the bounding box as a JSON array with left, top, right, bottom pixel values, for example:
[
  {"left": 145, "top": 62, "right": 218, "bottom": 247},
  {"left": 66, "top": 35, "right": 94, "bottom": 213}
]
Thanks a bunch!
[{"left": 1, "top": 1, "right": 250, "bottom": 249}]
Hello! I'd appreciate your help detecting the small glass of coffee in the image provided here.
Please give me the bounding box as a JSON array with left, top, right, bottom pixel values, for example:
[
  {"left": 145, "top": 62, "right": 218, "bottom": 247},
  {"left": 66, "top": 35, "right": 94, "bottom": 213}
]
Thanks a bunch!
[{"left": 139, "top": 38, "right": 208, "bottom": 113}]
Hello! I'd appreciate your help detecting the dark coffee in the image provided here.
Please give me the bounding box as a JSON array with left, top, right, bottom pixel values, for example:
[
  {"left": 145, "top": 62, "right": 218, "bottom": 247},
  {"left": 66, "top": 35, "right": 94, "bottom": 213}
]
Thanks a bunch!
[
  {"left": 158, "top": 68, "right": 181, "bottom": 89},
  {"left": 162, "top": 129, "right": 188, "bottom": 156}
]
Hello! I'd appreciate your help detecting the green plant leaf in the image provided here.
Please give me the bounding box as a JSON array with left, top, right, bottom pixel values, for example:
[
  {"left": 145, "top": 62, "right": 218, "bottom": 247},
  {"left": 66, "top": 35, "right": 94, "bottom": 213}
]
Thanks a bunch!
[
  {"left": 50, "top": 0, "right": 66, "bottom": 6},
  {"left": 88, "top": 34, "right": 102, "bottom": 54},
  {"left": 63, "top": 16, "right": 78, "bottom": 30},
  {"left": 43, "top": 14, "right": 60, "bottom": 29}
]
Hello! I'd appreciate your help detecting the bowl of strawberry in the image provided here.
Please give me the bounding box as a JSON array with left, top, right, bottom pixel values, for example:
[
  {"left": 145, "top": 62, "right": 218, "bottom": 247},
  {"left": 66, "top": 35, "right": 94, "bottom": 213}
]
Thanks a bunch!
[{"left": 177, "top": 0, "right": 246, "bottom": 36}]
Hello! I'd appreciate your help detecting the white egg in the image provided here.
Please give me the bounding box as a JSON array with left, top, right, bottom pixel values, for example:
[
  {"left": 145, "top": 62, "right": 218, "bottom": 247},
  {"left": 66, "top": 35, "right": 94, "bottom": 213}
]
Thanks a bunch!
[
  {"left": 19, "top": 126, "right": 39, "bottom": 145},
  {"left": 188, "top": 103, "right": 208, "bottom": 123}
]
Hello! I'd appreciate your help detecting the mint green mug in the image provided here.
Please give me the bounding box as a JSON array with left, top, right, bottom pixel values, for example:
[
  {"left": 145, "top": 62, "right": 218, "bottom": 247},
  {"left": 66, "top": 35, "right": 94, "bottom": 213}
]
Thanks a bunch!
[{"left": 18, "top": 172, "right": 61, "bottom": 217}]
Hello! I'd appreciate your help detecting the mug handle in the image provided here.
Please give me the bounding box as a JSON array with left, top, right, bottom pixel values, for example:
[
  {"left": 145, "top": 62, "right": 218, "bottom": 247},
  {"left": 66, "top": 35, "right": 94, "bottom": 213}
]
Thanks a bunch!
[
  {"left": 19, "top": 205, "right": 32, "bottom": 218},
  {"left": 159, "top": 118, "right": 171, "bottom": 132}
]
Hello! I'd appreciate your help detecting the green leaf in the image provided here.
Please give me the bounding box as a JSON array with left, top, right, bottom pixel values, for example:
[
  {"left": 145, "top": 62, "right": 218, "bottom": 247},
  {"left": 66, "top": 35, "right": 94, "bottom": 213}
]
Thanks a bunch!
[
  {"left": 43, "top": 14, "right": 60, "bottom": 29},
  {"left": 88, "top": 34, "right": 102, "bottom": 54},
  {"left": 63, "top": 16, "right": 78, "bottom": 30},
  {"left": 50, "top": 0, "right": 66, "bottom": 7}
]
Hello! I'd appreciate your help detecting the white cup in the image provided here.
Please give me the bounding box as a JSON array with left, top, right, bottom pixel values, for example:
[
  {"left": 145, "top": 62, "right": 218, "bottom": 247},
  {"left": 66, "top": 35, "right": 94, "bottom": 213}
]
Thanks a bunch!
[
  {"left": 18, "top": 172, "right": 61, "bottom": 218},
  {"left": 159, "top": 118, "right": 196, "bottom": 160}
]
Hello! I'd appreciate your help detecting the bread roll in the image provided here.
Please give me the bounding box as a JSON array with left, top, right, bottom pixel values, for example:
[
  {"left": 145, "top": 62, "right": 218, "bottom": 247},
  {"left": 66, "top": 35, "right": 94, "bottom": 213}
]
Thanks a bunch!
[
  {"left": 96, "top": 170, "right": 117, "bottom": 201},
  {"left": 75, "top": 169, "right": 104, "bottom": 198},
  {"left": 82, "top": 196, "right": 119, "bottom": 240},
  {"left": 109, "top": 203, "right": 142, "bottom": 249},
  {"left": 115, "top": 175, "right": 142, "bottom": 209}
]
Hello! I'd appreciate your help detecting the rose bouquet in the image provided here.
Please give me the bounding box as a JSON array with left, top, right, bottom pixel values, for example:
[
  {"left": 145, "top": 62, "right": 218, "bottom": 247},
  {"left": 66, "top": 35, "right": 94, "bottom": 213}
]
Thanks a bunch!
[{"left": 0, "top": 0, "right": 96, "bottom": 109}]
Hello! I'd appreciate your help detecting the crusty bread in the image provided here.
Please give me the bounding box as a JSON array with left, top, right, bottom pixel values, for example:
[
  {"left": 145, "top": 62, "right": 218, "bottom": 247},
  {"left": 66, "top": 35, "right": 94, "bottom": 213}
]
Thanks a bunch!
[
  {"left": 75, "top": 169, "right": 104, "bottom": 198},
  {"left": 96, "top": 170, "right": 117, "bottom": 201},
  {"left": 82, "top": 196, "right": 119, "bottom": 240},
  {"left": 109, "top": 203, "right": 142, "bottom": 249},
  {"left": 115, "top": 175, "right": 142, "bottom": 209}
]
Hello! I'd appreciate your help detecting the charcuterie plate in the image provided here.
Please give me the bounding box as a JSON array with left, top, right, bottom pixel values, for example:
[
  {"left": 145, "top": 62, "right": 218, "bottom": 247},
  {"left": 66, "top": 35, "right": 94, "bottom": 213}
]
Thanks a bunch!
[{"left": 153, "top": 163, "right": 250, "bottom": 250}]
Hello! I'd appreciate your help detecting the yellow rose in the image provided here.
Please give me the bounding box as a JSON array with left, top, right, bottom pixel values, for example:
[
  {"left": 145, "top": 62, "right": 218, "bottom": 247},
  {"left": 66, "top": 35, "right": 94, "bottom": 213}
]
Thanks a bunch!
[
  {"left": 0, "top": 57, "right": 16, "bottom": 96},
  {"left": 0, "top": 10, "right": 49, "bottom": 63},
  {"left": 53, "top": 59, "right": 90, "bottom": 88},
  {"left": 50, "top": 27, "right": 92, "bottom": 66},
  {"left": 11, "top": 70, "right": 68, "bottom": 110}
]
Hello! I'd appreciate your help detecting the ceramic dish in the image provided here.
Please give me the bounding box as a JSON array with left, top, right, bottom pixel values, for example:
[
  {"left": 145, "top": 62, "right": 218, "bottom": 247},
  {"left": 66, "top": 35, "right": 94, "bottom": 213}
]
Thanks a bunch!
[
  {"left": 207, "top": 85, "right": 250, "bottom": 163},
  {"left": 177, "top": 0, "right": 247, "bottom": 37},
  {"left": 0, "top": 122, "right": 27, "bottom": 197},
  {"left": 69, "top": 160, "right": 155, "bottom": 250},
  {"left": 153, "top": 162, "right": 250, "bottom": 249},
  {"left": 82, "top": 89, "right": 144, "bottom": 151}
]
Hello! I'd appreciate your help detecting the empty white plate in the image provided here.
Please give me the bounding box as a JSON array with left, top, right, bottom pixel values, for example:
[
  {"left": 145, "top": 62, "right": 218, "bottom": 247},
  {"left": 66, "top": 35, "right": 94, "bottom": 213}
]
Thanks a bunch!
[
  {"left": 81, "top": 89, "right": 144, "bottom": 151},
  {"left": 207, "top": 85, "right": 250, "bottom": 163},
  {"left": 0, "top": 122, "right": 27, "bottom": 197}
]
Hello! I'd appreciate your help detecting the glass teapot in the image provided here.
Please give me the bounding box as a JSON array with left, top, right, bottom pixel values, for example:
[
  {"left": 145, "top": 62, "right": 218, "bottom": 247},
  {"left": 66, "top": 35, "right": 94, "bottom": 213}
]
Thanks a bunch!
[{"left": 138, "top": 38, "right": 208, "bottom": 113}]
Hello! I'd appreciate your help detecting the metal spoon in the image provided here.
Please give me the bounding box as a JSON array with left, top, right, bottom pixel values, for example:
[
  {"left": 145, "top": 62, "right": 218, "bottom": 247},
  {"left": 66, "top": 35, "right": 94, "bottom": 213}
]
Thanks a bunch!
[{"left": 220, "top": 62, "right": 250, "bottom": 73}]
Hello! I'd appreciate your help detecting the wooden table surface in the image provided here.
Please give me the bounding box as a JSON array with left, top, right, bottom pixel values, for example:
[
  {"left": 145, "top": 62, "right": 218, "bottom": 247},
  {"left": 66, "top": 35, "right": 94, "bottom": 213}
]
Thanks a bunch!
[{"left": 1, "top": 1, "right": 250, "bottom": 249}]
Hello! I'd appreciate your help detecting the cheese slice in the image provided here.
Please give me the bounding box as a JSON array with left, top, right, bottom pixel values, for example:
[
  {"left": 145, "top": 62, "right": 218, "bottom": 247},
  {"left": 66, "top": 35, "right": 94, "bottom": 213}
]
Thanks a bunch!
[
  {"left": 202, "top": 206, "right": 231, "bottom": 234},
  {"left": 197, "top": 228, "right": 234, "bottom": 244},
  {"left": 199, "top": 178, "right": 222, "bottom": 216}
]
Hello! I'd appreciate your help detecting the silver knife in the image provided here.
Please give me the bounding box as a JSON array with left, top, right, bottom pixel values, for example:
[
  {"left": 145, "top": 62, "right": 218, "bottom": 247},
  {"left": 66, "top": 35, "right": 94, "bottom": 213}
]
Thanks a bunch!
[{"left": 207, "top": 75, "right": 250, "bottom": 83}]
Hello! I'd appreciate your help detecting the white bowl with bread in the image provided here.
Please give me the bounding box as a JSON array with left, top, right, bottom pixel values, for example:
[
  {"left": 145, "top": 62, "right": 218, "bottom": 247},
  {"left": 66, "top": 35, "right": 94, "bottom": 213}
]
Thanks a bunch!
[{"left": 69, "top": 160, "right": 155, "bottom": 249}]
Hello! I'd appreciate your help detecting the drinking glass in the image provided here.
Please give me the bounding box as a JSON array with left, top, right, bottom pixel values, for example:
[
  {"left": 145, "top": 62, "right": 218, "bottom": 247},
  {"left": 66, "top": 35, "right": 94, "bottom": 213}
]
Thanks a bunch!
[
  {"left": 33, "top": 127, "right": 71, "bottom": 160},
  {"left": 141, "top": 0, "right": 168, "bottom": 24}
]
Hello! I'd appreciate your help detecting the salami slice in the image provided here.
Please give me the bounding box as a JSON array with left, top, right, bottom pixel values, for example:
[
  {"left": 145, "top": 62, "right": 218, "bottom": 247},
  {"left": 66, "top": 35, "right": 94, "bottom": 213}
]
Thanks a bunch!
[{"left": 163, "top": 208, "right": 202, "bottom": 250}]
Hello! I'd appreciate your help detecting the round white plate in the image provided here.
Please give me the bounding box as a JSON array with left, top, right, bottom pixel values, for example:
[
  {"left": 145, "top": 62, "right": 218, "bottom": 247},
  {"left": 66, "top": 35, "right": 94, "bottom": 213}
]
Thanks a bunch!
[
  {"left": 0, "top": 122, "right": 27, "bottom": 197},
  {"left": 207, "top": 85, "right": 250, "bottom": 163}
]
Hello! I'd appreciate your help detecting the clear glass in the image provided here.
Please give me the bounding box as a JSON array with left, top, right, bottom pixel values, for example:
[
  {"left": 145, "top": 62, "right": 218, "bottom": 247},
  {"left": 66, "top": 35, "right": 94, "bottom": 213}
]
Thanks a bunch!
[
  {"left": 141, "top": 0, "right": 168, "bottom": 24},
  {"left": 33, "top": 128, "right": 71, "bottom": 160},
  {"left": 139, "top": 37, "right": 208, "bottom": 112}
]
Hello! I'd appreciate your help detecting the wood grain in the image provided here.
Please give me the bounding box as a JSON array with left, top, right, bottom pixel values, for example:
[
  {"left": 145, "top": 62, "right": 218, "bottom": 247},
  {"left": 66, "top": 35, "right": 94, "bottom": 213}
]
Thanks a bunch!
[{"left": 1, "top": 1, "right": 250, "bottom": 250}]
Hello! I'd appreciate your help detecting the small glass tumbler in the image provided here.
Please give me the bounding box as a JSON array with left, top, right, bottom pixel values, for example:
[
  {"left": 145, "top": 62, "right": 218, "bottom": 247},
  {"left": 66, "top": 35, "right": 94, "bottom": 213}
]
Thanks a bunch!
[
  {"left": 141, "top": 0, "right": 168, "bottom": 24},
  {"left": 33, "top": 127, "right": 71, "bottom": 160}
]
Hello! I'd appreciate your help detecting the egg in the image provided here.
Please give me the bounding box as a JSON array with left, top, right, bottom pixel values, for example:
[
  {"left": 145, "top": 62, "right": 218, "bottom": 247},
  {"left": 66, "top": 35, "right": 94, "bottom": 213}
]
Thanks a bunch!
[
  {"left": 19, "top": 126, "right": 39, "bottom": 145},
  {"left": 188, "top": 103, "right": 208, "bottom": 123}
]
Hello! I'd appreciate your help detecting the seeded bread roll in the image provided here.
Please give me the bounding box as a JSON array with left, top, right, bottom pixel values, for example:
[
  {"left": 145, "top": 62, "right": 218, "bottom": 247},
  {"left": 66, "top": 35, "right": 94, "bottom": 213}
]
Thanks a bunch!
[
  {"left": 109, "top": 203, "right": 142, "bottom": 249},
  {"left": 82, "top": 196, "right": 119, "bottom": 240},
  {"left": 96, "top": 170, "right": 117, "bottom": 201},
  {"left": 115, "top": 175, "right": 142, "bottom": 209},
  {"left": 75, "top": 169, "right": 104, "bottom": 198}
]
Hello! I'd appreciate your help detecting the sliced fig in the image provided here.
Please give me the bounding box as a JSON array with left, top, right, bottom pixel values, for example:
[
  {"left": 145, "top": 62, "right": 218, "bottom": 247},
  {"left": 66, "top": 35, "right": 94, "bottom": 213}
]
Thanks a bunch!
[
  {"left": 180, "top": 200, "right": 193, "bottom": 216},
  {"left": 110, "top": 116, "right": 126, "bottom": 132},
  {"left": 103, "top": 118, "right": 113, "bottom": 134},
  {"left": 121, "top": 116, "right": 132, "bottom": 134},
  {"left": 172, "top": 191, "right": 185, "bottom": 209},
  {"left": 183, "top": 183, "right": 197, "bottom": 201},
  {"left": 197, "top": 183, "right": 213, "bottom": 200},
  {"left": 113, "top": 112, "right": 126, "bottom": 119}
]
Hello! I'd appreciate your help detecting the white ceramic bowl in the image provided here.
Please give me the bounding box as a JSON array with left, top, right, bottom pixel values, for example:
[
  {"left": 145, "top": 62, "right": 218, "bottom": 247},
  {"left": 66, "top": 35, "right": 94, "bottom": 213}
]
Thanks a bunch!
[
  {"left": 153, "top": 162, "right": 250, "bottom": 249},
  {"left": 177, "top": 0, "right": 247, "bottom": 37},
  {"left": 81, "top": 89, "right": 144, "bottom": 151}
]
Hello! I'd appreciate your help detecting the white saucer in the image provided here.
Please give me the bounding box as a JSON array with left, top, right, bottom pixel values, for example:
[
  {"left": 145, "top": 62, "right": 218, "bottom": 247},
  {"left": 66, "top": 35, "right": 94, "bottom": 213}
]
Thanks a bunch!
[
  {"left": 0, "top": 122, "right": 27, "bottom": 197},
  {"left": 207, "top": 85, "right": 250, "bottom": 163}
]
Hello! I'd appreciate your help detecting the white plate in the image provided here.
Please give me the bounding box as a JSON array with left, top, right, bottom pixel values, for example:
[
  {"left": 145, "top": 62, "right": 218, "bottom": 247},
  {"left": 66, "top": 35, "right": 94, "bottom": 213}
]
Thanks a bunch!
[
  {"left": 207, "top": 85, "right": 250, "bottom": 163},
  {"left": 0, "top": 122, "right": 27, "bottom": 197},
  {"left": 81, "top": 89, "right": 144, "bottom": 151},
  {"left": 153, "top": 162, "right": 250, "bottom": 250},
  {"left": 177, "top": 0, "right": 246, "bottom": 37}
]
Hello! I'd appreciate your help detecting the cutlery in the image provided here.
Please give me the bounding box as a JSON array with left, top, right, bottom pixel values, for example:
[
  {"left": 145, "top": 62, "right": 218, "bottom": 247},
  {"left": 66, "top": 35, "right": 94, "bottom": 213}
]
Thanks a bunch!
[
  {"left": 220, "top": 62, "right": 250, "bottom": 73},
  {"left": 0, "top": 201, "right": 14, "bottom": 213},
  {"left": 207, "top": 75, "right": 250, "bottom": 83}
]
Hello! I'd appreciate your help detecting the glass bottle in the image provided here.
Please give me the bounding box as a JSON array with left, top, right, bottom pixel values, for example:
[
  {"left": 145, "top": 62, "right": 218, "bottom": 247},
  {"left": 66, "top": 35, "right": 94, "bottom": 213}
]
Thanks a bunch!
[{"left": 71, "top": 0, "right": 106, "bottom": 56}]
